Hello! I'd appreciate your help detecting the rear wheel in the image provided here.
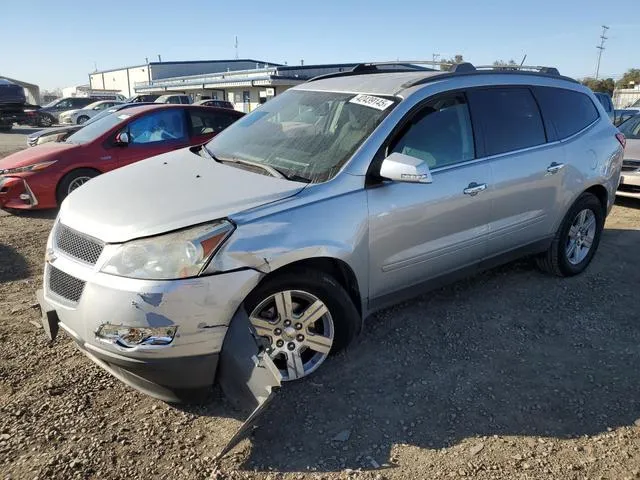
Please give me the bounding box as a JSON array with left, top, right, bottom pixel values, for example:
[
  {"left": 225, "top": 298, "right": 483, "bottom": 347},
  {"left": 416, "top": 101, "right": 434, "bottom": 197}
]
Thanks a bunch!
[
  {"left": 56, "top": 168, "right": 100, "bottom": 205},
  {"left": 38, "top": 115, "right": 53, "bottom": 127},
  {"left": 77, "top": 115, "right": 89, "bottom": 124},
  {"left": 245, "top": 269, "right": 360, "bottom": 381},
  {"left": 536, "top": 192, "right": 604, "bottom": 276}
]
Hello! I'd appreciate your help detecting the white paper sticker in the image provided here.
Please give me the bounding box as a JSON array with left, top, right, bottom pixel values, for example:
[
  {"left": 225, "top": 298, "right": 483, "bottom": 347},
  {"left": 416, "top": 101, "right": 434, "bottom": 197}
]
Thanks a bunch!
[
  {"left": 117, "top": 114, "right": 131, "bottom": 120},
  {"left": 349, "top": 94, "right": 394, "bottom": 111}
]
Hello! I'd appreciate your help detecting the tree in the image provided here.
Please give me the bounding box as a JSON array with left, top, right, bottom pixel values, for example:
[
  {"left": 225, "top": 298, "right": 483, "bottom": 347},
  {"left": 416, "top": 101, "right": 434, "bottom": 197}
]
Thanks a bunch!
[
  {"left": 440, "top": 54, "right": 464, "bottom": 72},
  {"left": 493, "top": 59, "right": 519, "bottom": 70},
  {"left": 581, "top": 77, "right": 615, "bottom": 96},
  {"left": 616, "top": 69, "right": 640, "bottom": 89}
]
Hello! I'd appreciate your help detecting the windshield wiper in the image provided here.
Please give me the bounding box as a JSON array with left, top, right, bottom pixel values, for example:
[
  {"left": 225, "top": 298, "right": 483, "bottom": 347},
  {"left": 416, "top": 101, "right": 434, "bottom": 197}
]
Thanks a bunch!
[{"left": 203, "top": 145, "right": 310, "bottom": 183}]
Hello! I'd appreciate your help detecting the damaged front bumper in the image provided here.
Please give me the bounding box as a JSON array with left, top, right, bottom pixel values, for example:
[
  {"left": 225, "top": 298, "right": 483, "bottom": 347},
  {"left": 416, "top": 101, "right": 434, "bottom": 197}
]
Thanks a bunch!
[{"left": 36, "top": 241, "right": 281, "bottom": 405}]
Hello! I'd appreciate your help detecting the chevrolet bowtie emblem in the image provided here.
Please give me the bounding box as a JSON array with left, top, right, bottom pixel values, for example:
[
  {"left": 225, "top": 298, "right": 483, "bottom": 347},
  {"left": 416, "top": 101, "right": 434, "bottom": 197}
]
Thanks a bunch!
[{"left": 45, "top": 249, "right": 57, "bottom": 263}]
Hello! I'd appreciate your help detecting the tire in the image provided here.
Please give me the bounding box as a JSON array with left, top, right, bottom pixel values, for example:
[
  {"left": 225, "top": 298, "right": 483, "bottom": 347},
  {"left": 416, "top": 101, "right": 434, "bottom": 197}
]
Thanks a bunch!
[
  {"left": 56, "top": 168, "right": 100, "bottom": 205},
  {"left": 244, "top": 268, "right": 360, "bottom": 381},
  {"left": 536, "top": 192, "right": 604, "bottom": 277},
  {"left": 77, "top": 115, "right": 89, "bottom": 124},
  {"left": 38, "top": 115, "right": 53, "bottom": 127}
]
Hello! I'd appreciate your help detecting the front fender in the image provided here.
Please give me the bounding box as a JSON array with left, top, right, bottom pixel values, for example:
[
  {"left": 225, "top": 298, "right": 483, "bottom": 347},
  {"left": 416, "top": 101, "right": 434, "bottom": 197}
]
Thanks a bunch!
[{"left": 207, "top": 186, "right": 370, "bottom": 311}]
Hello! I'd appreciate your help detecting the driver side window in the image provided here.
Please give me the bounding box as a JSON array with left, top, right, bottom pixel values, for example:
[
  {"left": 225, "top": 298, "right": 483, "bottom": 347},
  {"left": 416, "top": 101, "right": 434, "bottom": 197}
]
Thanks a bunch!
[
  {"left": 390, "top": 94, "right": 475, "bottom": 169},
  {"left": 125, "top": 110, "right": 187, "bottom": 145}
]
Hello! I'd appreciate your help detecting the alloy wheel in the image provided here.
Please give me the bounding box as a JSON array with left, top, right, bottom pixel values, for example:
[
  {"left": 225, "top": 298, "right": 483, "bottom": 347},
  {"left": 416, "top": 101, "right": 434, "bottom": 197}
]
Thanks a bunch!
[
  {"left": 67, "top": 176, "right": 92, "bottom": 194},
  {"left": 249, "top": 290, "right": 334, "bottom": 381},
  {"left": 566, "top": 208, "right": 596, "bottom": 265}
]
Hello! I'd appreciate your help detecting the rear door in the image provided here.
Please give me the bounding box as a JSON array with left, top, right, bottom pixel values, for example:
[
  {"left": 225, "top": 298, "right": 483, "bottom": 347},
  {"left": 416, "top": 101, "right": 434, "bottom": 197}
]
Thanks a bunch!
[
  {"left": 367, "top": 92, "right": 492, "bottom": 300},
  {"left": 467, "top": 87, "right": 563, "bottom": 256},
  {"left": 188, "top": 109, "right": 240, "bottom": 144},
  {"left": 112, "top": 108, "right": 190, "bottom": 167}
]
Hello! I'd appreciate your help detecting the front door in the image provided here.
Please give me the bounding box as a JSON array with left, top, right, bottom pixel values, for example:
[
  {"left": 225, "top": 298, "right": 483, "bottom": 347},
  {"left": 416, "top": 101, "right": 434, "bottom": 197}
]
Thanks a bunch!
[
  {"left": 367, "top": 93, "right": 493, "bottom": 300},
  {"left": 113, "top": 108, "right": 190, "bottom": 167}
]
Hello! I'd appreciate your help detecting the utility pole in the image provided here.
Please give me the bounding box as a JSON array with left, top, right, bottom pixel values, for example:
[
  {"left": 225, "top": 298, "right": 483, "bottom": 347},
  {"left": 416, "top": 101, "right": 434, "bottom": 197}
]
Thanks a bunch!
[
  {"left": 595, "top": 25, "right": 609, "bottom": 80},
  {"left": 432, "top": 53, "right": 440, "bottom": 66}
]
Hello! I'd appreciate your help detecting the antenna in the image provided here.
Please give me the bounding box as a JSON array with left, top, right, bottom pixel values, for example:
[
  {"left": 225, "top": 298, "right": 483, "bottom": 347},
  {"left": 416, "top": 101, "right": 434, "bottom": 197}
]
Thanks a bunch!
[
  {"left": 595, "top": 25, "right": 609, "bottom": 80},
  {"left": 234, "top": 36, "right": 239, "bottom": 60}
]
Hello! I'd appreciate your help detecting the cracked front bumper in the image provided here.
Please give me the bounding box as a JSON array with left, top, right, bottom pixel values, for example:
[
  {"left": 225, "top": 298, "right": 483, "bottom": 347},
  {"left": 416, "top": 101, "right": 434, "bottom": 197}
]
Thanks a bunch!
[{"left": 38, "top": 228, "right": 265, "bottom": 400}]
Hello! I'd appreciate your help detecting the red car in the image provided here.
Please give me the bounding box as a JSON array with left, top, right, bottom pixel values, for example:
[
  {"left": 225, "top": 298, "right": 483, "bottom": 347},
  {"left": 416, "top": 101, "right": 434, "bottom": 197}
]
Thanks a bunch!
[{"left": 0, "top": 104, "right": 243, "bottom": 210}]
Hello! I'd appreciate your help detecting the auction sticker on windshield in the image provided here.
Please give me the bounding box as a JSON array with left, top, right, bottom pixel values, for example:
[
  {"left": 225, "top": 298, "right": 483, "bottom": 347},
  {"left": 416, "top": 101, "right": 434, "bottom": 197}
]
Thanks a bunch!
[{"left": 349, "top": 94, "right": 394, "bottom": 111}]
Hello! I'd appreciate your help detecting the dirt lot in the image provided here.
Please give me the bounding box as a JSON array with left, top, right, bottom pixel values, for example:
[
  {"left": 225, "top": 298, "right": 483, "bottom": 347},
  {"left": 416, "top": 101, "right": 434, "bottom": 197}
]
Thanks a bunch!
[{"left": 1, "top": 140, "right": 640, "bottom": 479}]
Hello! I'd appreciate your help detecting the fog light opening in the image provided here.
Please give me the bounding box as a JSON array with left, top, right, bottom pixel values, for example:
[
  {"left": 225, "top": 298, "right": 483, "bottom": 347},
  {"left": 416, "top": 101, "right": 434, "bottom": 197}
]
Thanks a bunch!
[{"left": 95, "top": 324, "right": 177, "bottom": 348}]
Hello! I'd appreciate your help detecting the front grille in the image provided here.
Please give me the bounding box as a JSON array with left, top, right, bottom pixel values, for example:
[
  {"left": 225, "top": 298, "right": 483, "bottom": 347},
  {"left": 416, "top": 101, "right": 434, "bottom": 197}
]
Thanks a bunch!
[
  {"left": 48, "top": 266, "right": 85, "bottom": 303},
  {"left": 54, "top": 223, "right": 104, "bottom": 265}
]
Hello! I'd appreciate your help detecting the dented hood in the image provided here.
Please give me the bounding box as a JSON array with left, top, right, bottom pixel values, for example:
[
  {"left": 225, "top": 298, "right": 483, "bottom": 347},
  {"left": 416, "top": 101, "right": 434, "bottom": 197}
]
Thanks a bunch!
[{"left": 59, "top": 147, "right": 307, "bottom": 243}]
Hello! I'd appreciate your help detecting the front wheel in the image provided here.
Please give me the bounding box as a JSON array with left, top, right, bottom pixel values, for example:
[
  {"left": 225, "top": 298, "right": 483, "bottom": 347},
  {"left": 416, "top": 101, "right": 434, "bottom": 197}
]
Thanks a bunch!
[
  {"left": 536, "top": 192, "right": 604, "bottom": 277},
  {"left": 56, "top": 168, "right": 100, "bottom": 205},
  {"left": 245, "top": 269, "right": 360, "bottom": 381},
  {"left": 77, "top": 115, "right": 89, "bottom": 124}
]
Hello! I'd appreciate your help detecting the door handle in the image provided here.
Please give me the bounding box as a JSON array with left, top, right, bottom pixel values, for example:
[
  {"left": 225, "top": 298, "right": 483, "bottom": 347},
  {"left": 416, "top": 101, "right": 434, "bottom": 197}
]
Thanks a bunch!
[
  {"left": 463, "top": 182, "right": 487, "bottom": 196},
  {"left": 546, "top": 162, "right": 565, "bottom": 175}
]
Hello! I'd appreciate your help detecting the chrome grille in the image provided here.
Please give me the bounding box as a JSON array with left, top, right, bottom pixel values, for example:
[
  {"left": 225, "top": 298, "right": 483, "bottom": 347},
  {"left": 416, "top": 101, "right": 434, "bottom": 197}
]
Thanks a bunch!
[
  {"left": 48, "top": 266, "right": 85, "bottom": 303},
  {"left": 54, "top": 223, "right": 104, "bottom": 265}
]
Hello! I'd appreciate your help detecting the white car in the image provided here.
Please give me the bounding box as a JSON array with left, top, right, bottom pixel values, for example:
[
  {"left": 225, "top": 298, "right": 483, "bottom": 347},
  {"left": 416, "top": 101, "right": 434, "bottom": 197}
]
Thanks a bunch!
[{"left": 59, "top": 100, "right": 125, "bottom": 125}]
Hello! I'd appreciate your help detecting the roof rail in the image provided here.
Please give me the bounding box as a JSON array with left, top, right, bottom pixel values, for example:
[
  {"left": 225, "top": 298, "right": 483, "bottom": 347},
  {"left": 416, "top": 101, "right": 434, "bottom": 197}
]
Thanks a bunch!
[
  {"left": 307, "top": 60, "right": 441, "bottom": 82},
  {"left": 473, "top": 64, "right": 561, "bottom": 76}
]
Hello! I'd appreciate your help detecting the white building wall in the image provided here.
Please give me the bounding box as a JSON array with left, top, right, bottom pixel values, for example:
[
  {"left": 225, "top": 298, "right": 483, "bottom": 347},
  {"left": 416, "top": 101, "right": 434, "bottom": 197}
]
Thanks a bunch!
[
  {"left": 89, "top": 65, "right": 150, "bottom": 98},
  {"left": 89, "top": 73, "right": 104, "bottom": 90},
  {"left": 102, "top": 69, "right": 130, "bottom": 96}
]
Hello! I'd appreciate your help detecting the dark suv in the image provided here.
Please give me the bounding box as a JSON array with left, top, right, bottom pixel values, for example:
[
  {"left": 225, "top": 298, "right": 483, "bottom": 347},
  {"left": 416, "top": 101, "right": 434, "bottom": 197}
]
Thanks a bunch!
[{"left": 0, "top": 79, "right": 27, "bottom": 131}]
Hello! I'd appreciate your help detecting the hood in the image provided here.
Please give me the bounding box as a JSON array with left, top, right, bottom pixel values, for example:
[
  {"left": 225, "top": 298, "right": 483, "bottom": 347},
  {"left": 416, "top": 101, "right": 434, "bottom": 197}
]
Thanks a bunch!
[
  {"left": 0, "top": 142, "right": 77, "bottom": 170},
  {"left": 624, "top": 138, "right": 640, "bottom": 161},
  {"left": 60, "top": 147, "right": 308, "bottom": 243},
  {"left": 28, "top": 125, "right": 80, "bottom": 140}
]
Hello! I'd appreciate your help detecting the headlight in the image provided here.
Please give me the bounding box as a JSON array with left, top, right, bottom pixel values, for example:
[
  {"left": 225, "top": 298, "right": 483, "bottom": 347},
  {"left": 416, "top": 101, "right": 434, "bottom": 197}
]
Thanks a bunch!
[
  {"left": 0, "top": 160, "right": 57, "bottom": 175},
  {"left": 101, "top": 220, "right": 234, "bottom": 280}
]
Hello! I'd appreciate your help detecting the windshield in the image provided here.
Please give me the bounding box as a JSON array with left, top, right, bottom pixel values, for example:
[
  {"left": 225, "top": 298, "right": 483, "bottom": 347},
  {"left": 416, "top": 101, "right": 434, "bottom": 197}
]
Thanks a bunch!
[
  {"left": 42, "top": 99, "right": 60, "bottom": 108},
  {"left": 205, "top": 89, "right": 397, "bottom": 182},
  {"left": 84, "top": 101, "right": 104, "bottom": 110},
  {"left": 66, "top": 111, "right": 129, "bottom": 144},
  {"left": 632, "top": 99, "right": 640, "bottom": 107}
]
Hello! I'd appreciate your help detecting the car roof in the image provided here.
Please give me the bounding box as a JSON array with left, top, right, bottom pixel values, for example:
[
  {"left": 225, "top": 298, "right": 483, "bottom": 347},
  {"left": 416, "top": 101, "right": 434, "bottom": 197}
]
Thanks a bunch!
[
  {"left": 112, "top": 103, "right": 243, "bottom": 116},
  {"left": 294, "top": 63, "right": 579, "bottom": 98}
]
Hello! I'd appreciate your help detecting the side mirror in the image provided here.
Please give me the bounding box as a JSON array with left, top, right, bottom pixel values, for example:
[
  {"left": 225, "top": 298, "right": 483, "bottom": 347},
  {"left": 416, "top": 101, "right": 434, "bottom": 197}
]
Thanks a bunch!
[
  {"left": 379, "top": 152, "right": 432, "bottom": 184},
  {"left": 115, "top": 131, "right": 129, "bottom": 146}
]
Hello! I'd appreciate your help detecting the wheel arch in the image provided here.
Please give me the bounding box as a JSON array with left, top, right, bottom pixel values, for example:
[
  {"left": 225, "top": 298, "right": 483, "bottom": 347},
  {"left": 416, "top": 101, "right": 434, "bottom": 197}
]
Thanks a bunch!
[
  {"left": 252, "top": 256, "right": 364, "bottom": 320},
  {"left": 584, "top": 184, "right": 608, "bottom": 215},
  {"left": 55, "top": 167, "right": 103, "bottom": 204}
]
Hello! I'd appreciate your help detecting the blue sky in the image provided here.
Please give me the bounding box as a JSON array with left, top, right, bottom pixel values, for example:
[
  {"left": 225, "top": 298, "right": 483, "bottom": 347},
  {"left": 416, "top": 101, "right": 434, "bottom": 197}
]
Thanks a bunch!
[{"left": 2, "top": 0, "right": 637, "bottom": 90}]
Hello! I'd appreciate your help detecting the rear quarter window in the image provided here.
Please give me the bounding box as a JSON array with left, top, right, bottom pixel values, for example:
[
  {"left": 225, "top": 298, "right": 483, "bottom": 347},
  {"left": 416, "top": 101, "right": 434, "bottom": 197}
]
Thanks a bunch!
[{"left": 533, "top": 87, "right": 600, "bottom": 140}]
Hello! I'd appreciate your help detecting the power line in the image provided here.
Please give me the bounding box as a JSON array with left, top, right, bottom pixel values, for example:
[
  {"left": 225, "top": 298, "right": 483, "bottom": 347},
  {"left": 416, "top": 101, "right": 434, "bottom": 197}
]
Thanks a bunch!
[{"left": 594, "top": 25, "right": 609, "bottom": 80}]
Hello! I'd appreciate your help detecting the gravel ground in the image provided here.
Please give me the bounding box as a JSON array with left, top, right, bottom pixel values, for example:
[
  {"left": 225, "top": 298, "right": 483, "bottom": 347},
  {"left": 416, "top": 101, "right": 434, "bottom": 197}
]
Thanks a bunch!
[{"left": 1, "top": 140, "right": 640, "bottom": 479}]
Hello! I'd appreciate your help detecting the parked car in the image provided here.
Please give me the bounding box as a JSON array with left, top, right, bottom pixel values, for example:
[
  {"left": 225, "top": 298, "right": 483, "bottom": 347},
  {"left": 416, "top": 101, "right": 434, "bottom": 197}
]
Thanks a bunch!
[
  {"left": 0, "top": 78, "right": 27, "bottom": 131},
  {"left": 593, "top": 92, "right": 614, "bottom": 123},
  {"left": 127, "top": 94, "right": 161, "bottom": 103},
  {"left": 59, "top": 100, "right": 125, "bottom": 125},
  {"left": 32, "top": 97, "right": 101, "bottom": 126},
  {"left": 616, "top": 115, "right": 640, "bottom": 194},
  {"left": 614, "top": 109, "right": 639, "bottom": 126},
  {"left": 195, "top": 99, "right": 235, "bottom": 109},
  {"left": 155, "top": 94, "right": 192, "bottom": 105},
  {"left": 26, "top": 103, "right": 157, "bottom": 147},
  {"left": 0, "top": 104, "right": 243, "bottom": 210},
  {"left": 35, "top": 63, "right": 623, "bottom": 407}
]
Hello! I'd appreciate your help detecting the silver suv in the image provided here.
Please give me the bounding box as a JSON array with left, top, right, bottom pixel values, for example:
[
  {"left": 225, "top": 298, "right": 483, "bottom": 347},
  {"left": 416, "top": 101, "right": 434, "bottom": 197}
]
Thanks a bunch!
[{"left": 37, "top": 62, "right": 625, "bottom": 407}]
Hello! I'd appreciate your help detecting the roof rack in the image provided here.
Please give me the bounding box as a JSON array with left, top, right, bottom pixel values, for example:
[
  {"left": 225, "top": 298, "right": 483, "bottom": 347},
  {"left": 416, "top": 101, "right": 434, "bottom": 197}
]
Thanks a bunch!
[
  {"left": 307, "top": 60, "right": 572, "bottom": 86},
  {"left": 307, "top": 60, "right": 441, "bottom": 82}
]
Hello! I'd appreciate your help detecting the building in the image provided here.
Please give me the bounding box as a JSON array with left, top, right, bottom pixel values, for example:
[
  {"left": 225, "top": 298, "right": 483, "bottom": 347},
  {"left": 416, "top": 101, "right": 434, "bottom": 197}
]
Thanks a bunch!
[
  {"left": 0, "top": 76, "right": 40, "bottom": 105},
  {"left": 613, "top": 83, "right": 640, "bottom": 109},
  {"left": 132, "top": 63, "right": 362, "bottom": 112},
  {"left": 88, "top": 59, "right": 280, "bottom": 99}
]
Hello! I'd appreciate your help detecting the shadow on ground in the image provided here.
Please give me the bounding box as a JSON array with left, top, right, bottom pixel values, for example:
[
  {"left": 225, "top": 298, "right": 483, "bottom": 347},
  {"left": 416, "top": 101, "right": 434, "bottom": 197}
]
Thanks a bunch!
[
  {"left": 0, "top": 244, "right": 30, "bottom": 283},
  {"left": 1, "top": 208, "right": 58, "bottom": 220},
  {"left": 201, "top": 227, "right": 640, "bottom": 472}
]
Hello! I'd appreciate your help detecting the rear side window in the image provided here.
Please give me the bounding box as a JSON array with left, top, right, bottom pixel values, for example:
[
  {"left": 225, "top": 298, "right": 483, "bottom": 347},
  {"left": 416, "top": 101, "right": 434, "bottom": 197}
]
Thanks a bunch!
[
  {"left": 534, "top": 87, "right": 599, "bottom": 140},
  {"left": 189, "top": 110, "right": 237, "bottom": 136},
  {"left": 467, "top": 88, "right": 546, "bottom": 156}
]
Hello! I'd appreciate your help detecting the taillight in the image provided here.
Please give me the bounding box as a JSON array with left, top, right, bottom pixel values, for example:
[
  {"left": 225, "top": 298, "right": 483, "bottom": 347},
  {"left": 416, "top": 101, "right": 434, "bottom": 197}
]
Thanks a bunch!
[{"left": 616, "top": 132, "right": 626, "bottom": 148}]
